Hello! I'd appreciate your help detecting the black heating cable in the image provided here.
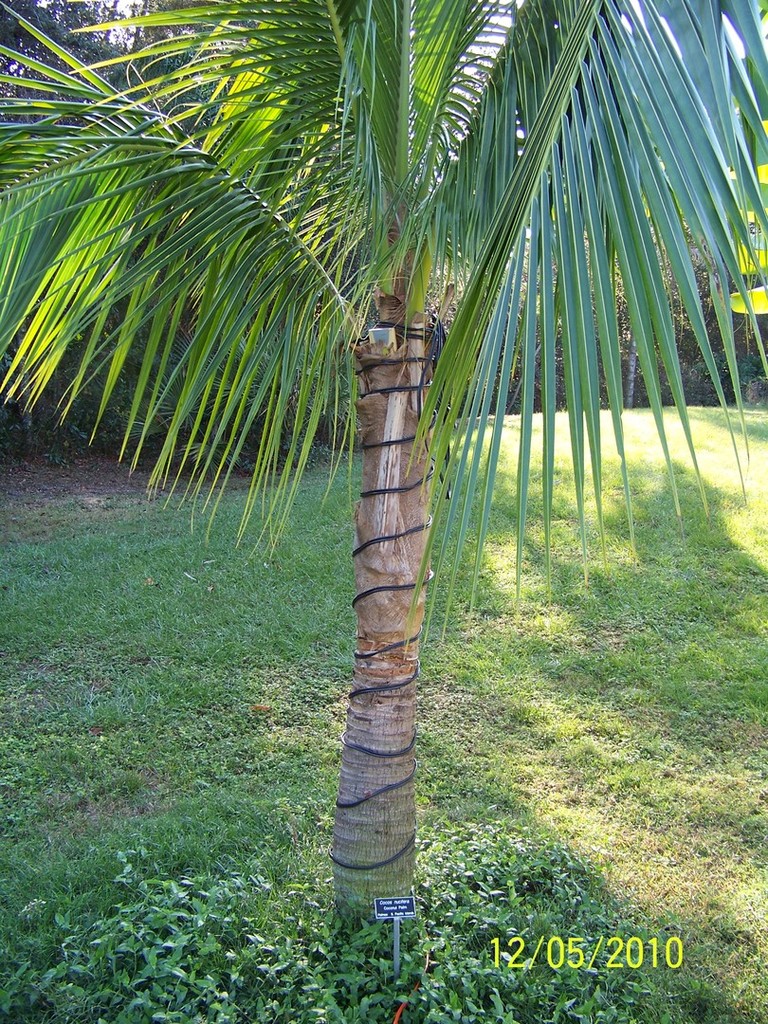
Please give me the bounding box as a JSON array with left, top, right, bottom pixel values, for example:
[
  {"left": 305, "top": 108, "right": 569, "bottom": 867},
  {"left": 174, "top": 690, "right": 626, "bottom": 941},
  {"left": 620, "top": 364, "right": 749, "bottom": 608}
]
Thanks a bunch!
[{"left": 331, "top": 320, "right": 443, "bottom": 873}]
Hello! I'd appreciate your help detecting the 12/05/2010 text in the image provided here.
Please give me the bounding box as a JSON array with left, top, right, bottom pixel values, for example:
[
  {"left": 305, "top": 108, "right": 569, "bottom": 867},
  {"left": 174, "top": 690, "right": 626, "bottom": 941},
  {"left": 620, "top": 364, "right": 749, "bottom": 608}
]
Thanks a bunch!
[{"left": 490, "top": 935, "right": 684, "bottom": 971}]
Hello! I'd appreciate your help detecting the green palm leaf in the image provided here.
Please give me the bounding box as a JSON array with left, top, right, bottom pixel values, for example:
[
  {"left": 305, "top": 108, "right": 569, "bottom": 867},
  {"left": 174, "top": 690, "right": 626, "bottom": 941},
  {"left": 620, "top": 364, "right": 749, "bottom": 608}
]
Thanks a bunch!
[{"left": 422, "top": 0, "right": 767, "bottom": 587}]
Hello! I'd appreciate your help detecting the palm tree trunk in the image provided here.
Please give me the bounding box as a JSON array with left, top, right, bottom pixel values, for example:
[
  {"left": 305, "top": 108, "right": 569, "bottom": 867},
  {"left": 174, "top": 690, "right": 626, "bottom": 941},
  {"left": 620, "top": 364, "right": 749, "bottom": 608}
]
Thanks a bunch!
[{"left": 331, "top": 312, "right": 432, "bottom": 914}]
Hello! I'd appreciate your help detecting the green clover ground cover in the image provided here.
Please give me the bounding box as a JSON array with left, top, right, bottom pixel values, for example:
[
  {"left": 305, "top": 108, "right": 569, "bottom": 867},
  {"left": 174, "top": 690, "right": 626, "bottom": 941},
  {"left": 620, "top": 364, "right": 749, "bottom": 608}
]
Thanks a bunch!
[{"left": 0, "top": 408, "right": 766, "bottom": 1023}]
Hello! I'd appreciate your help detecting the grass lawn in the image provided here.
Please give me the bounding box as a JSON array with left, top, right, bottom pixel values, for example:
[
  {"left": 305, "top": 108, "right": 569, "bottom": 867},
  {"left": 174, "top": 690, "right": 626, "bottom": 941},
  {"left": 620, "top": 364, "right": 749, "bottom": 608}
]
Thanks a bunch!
[{"left": 0, "top": 407, "right": 766, "bottom": 1023}]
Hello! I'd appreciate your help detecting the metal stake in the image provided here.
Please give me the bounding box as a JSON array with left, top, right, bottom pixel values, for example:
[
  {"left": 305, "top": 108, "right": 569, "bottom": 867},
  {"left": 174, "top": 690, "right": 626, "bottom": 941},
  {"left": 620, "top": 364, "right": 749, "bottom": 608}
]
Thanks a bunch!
[{"left": 393, "top": 916, "right": 401, "bottom": 982}]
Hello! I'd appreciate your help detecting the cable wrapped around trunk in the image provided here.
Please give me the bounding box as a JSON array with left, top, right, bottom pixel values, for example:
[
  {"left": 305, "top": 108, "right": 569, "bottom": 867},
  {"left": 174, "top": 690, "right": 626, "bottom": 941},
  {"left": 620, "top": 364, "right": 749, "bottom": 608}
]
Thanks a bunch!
[{"left": 331, "top": 320, "right": 444, "bottom": 873}]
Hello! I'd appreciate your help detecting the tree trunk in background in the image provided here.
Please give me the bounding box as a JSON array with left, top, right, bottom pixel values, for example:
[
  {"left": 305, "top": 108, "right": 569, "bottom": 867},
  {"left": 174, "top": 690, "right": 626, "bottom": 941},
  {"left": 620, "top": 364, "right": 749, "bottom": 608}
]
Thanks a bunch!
[
  {"left": 331, "top": 308, "right": 432, "bottom": 914},
  {"left": 625, "top": 334, "right": 637, "bottom": 409}
]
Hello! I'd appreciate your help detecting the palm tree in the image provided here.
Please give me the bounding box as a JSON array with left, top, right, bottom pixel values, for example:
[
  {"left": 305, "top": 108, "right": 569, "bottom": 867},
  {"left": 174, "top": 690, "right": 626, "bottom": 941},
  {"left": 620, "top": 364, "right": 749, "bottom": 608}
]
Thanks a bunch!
[{"left": 1, "top": 0, "right": 767, "bottom": 914}]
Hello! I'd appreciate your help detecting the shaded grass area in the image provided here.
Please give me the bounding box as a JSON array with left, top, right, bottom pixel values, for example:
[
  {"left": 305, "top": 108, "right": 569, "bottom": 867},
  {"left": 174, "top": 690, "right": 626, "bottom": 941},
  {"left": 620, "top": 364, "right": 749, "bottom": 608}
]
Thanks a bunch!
[{"left": 0, "top": 407, "right": 766, "bottom": 1022}]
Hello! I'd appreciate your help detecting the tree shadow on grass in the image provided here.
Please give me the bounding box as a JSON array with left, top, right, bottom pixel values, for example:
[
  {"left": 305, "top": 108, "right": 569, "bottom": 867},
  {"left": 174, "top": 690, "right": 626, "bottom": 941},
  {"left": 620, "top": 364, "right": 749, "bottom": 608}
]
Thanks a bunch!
[
  {"left": 422, "top": 411, "right": 767, "bottom": 1023},
  {"left": 740, "top": 405, "right": 768, "bottom": 443}
]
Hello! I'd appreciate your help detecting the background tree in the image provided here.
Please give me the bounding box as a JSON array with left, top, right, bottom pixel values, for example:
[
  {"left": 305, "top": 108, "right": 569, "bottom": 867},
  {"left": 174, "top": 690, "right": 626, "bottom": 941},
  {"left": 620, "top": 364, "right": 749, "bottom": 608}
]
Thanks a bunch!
[
  {"left": 0, "top": 1, "right": 133, "bottom": 89},
  {"left": 1, "top": 0, "right": 767, "bottom": 914}
]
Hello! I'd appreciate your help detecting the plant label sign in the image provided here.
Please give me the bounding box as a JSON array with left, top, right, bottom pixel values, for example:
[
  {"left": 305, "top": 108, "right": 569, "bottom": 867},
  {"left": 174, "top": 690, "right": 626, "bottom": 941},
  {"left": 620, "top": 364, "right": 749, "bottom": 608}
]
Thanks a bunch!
[
  {"left": 374, "top": 896, "right": 416, "bottom": 920},
  {"left": 374, "top": 896, "right": 416, "bottom": 982}
]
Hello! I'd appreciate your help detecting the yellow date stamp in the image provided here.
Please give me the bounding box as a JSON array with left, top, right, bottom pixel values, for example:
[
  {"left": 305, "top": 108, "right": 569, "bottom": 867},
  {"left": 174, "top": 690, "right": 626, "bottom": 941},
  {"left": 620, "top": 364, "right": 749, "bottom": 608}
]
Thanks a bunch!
[{"left": 490, "top": 935, "right": 684, "bottom": 971}]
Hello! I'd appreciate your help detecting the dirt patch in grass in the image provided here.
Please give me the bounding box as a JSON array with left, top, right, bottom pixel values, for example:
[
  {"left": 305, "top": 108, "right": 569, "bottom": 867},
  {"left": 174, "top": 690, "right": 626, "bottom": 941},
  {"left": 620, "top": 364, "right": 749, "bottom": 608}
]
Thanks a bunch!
[
  {"left": 0, "top": 457, "right": 159, "bottom": 544},
  {"left": 0, "top": 456, "right": 255, "bottom": 544},
  {"left": 0, "top": 455, "right": 156, "bottom": 502},
  {"left": 1, "top": 454, "right": 255, "bottom": 503}
]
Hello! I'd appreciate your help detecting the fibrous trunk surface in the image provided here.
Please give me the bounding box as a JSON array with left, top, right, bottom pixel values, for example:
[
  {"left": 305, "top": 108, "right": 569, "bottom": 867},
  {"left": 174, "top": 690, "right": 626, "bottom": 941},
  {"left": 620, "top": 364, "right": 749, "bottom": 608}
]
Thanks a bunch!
[{"left": 331, "top": 316, "right": 432, "bottom": 913}]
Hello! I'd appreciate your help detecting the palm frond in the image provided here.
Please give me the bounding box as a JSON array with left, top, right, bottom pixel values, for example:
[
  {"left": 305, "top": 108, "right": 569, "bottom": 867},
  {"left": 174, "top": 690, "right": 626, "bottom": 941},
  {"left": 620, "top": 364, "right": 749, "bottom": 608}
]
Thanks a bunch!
[
  {"left": 0, "top": 25, "right": 365, "bottom": 523},
  {"left": 422, "top": 0, "right": 767, "bottom": 592}
]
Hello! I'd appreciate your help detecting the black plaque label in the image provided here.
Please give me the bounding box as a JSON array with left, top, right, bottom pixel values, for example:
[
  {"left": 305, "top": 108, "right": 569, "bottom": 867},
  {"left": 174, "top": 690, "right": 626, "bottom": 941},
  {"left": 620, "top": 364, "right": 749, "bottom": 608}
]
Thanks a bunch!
[{"left": 374, "top": 896, "right": 417, "bottom": 920}]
